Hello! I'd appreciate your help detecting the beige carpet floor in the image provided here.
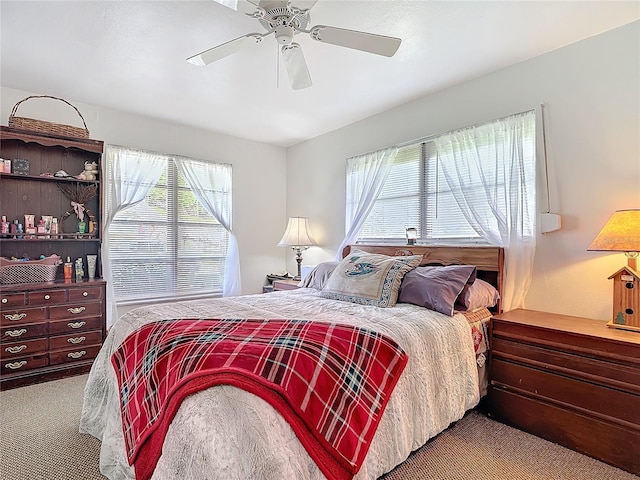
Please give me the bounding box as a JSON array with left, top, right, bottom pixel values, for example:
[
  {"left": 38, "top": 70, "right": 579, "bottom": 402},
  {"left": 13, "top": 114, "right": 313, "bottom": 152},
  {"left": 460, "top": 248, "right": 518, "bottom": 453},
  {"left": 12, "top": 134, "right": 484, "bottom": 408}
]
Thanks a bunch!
[{"left": 1, "top": 374, "right": 637, "bottom": 480}]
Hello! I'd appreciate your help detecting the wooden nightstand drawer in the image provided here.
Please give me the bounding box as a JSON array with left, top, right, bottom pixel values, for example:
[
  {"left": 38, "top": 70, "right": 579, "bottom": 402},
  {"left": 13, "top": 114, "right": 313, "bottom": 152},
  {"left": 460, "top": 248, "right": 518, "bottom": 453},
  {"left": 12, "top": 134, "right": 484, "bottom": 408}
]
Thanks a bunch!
[
  {"left": 272, "top": 279, "right": 300, "bottom": 291},
  {"left": 492, "top": 336, "right": 640, "bottom": 393},
  {"left": 492, "top": 357, "right": 640, "bottom": 427},
  {"left": 489, "top": 388, "right": 640, "bottom": 474}
]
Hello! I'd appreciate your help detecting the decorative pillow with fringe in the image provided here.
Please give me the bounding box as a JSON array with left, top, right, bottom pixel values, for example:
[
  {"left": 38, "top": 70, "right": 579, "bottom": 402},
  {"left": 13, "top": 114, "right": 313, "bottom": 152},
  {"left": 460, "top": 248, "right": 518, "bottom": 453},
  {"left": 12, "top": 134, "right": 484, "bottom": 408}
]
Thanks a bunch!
[{"left": 321, "top": 250, "right": 422, "bottom": 307}]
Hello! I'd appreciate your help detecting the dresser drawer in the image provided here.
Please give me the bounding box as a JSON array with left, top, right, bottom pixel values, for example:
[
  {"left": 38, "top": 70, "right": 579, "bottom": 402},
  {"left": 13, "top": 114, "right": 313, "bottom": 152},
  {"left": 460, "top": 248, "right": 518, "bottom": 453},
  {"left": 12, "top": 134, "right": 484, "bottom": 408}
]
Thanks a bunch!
[
  {"left": 492, "top": 317, "right": 640, "bottom": 363},
  {"left": 68, "top": 286, "right": 103, "bottom": 302},
  {"left": 489, "top": 387, "right": 640, "bottom": 475},
  {"left": 1, "top": 322, "right": 48, "bottom": 341},
  {"left": 49, "top": 316, "right": 103, "bottom": 335},
  {"left": 1, "top": 337, "right": 48, "bottom": 360},
  {"left": 0, "top": 292, "right": 26, "bottom": 308},
  {"left": 1, "top": 354, "right": 48, "bottom": 375},
  {"left": 49, "top": 330, "right": 102, "bottom": 351},
  {"left": 28, "top": 289, "right": 68, "bottom": 305},
  {"left": 49, "top": 301, "right": 103, "bottom": 320},
  {"left": 492, "top": 358, "right": 640, "bottom": 427},
  {"left": 49, "top": 344, "right": 101, "bottom": 366},
  {"left": 492, "top": 337, "right": 640, "bottom": 393},
  {"left": 0, "top": 307, "right": 47, "bottom": 326}
]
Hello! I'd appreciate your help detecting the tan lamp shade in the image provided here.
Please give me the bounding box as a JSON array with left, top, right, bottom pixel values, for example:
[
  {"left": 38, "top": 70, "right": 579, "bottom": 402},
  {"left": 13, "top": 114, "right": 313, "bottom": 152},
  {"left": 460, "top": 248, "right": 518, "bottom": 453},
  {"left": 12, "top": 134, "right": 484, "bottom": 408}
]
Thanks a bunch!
[
  {"left": 278, "top": 216, "right": 316, "bottom": 247},
  {"left": 588, "top": 209, "right": 640, "bottom": 252}
]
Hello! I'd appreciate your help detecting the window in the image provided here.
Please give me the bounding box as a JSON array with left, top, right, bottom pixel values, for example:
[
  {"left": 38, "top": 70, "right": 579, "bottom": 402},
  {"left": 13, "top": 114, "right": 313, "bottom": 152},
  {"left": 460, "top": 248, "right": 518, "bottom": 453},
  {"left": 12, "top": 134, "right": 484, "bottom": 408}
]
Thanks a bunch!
[
  {"left": 351, "top": 112, "right": 536, "bottom": 244},
  {"left": 106, "top": 154, "right": 230, "bottom": 303}
]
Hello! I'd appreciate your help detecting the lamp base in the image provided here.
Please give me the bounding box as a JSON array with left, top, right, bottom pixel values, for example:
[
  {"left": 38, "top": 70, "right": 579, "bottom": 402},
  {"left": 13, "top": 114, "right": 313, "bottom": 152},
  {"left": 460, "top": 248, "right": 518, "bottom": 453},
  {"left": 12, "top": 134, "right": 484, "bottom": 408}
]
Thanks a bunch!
[{"left": 606, "top": 319, "right": 640, "bottom": 333}]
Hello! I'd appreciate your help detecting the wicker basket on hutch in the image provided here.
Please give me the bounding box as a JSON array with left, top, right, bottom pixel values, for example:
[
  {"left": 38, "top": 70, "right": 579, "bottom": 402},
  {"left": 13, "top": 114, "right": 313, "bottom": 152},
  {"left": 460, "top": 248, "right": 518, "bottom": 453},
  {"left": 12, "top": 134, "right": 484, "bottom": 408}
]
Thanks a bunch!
[{"left": 8, "top": 95, "right": 90, "bottom": 139}]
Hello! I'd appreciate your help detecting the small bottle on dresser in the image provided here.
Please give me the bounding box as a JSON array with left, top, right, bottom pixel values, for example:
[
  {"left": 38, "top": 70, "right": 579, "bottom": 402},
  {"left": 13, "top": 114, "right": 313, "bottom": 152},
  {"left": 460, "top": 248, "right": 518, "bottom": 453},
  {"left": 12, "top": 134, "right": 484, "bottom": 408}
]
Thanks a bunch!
[
  {"left": 75, "top": 258, "right": 84, "bottom": 281},
  {"left": 50, "top": 218, "right": 59, "bottom": 239},
  {"left": 64, "top": 257, "right": 73, "bottom": 281}
]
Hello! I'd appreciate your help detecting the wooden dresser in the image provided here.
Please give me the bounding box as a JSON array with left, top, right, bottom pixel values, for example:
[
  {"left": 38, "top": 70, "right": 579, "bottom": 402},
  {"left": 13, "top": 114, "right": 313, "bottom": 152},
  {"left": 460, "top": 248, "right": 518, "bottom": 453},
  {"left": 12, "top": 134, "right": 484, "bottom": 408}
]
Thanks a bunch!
[
  {"left": 487, "top": 309, "right": 640, "bottom": 475},
  {"left": 0, "top": 279, "right": 106, "bottom": 390}
]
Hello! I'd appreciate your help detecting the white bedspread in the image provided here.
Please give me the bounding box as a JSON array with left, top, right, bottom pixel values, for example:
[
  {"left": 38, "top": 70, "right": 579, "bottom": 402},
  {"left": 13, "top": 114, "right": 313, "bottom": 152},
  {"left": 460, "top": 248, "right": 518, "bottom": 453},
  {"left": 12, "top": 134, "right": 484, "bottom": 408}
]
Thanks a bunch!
[{"left": 80, "top": 288, "right": 479, "bottom": 480}]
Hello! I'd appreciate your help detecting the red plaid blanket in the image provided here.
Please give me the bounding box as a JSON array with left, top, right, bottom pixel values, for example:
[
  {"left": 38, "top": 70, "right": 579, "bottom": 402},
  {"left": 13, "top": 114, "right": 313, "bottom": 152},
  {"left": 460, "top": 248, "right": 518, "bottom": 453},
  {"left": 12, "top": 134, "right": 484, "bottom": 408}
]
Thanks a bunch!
[{"left": 111, "top": 318, "right": 408, "bottom": 480}]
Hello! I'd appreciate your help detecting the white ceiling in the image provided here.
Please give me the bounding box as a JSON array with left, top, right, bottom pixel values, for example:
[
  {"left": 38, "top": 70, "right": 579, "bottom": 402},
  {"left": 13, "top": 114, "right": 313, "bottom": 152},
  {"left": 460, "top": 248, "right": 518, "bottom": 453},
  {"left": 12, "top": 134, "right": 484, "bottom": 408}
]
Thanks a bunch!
[{"left": 1, "top": 1, "right": 638, "bottom": 147}]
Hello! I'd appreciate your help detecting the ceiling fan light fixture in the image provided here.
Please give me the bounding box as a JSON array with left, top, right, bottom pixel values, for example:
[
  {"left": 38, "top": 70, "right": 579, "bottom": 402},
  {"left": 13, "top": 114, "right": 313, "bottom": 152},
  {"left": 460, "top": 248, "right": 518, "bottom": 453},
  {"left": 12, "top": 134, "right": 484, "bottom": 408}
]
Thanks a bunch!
[
  {"left": 274, "top": 25, "right": 294, "bottom": 44},
  {"left": 197, "top": 0, "right": 403, "bottom": 89}
]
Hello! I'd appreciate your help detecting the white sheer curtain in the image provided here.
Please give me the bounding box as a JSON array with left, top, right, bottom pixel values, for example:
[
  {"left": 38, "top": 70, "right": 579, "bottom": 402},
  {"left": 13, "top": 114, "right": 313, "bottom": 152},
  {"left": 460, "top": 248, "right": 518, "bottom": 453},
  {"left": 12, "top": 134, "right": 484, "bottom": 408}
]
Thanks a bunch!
[
  {"left": 175, "top": 156, "right": 240, "bottom": 297},
  {"left": 335, "top": 147, "right": 398, "bottom": 260},
  {"left": 434, "top": 110, "right": 536, "bottom": 310},
  {"left": 103, "top": 145, "right": 166, "bottom": 328}
]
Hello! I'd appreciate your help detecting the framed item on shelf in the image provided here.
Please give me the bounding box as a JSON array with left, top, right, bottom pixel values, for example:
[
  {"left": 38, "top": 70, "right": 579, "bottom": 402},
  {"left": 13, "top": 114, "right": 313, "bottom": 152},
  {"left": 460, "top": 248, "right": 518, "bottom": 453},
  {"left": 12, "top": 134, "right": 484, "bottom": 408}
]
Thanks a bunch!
[{"left": 12, "top": 158, "right": 29, "bottom": 175}]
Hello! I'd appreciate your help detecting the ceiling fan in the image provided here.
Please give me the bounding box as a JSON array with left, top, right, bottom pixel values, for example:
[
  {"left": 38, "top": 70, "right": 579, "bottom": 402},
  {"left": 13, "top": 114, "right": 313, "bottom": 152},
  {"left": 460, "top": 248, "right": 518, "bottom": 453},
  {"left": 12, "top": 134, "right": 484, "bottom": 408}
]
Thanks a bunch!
[{"left": 187, "top": 0, "right": 402, "bottom": 90}]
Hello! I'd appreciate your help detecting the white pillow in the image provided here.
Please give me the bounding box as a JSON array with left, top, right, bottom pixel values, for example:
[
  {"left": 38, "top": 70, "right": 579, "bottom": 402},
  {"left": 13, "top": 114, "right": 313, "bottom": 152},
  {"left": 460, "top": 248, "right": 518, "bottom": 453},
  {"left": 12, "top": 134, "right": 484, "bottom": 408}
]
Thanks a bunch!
[{"left": 298, "top": 262, "right": 339, "bottom": 290}]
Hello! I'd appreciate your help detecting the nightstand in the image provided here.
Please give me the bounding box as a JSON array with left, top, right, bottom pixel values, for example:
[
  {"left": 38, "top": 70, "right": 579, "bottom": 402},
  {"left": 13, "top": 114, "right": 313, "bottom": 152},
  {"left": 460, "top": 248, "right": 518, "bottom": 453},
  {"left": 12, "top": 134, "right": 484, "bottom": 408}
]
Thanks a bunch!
[
  {"left": 272, "top": 279, "right": 300, "bottom": 291},
  {"left": 487, "top": 309, "right": 640, "bottom": 475}
]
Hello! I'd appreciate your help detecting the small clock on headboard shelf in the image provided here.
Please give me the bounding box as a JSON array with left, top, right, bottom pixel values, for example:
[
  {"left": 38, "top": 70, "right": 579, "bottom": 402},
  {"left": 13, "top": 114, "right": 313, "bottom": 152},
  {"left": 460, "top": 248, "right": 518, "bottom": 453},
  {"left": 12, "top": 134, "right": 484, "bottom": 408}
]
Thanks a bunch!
[{"left": 607, "top": 266, "right": 640, "bottom": 332}]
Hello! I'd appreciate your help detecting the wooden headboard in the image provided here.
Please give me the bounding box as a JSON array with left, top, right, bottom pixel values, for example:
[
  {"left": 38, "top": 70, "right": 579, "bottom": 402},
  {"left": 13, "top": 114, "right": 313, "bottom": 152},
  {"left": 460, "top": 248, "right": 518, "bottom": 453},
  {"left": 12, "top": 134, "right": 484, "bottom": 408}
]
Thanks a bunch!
[{"left": 343, "top": 244, "right": 505, "bottom": 313}]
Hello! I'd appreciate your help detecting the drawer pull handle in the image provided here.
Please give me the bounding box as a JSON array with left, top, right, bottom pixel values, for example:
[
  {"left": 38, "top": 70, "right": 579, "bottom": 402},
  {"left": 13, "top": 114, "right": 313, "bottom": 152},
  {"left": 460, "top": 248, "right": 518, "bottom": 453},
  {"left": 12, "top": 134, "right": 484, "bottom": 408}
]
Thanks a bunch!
[
  {"left": 4, "top": 313, "right": 26, "bottom": 321},
  {"left": 5, "top": 329, "right": 27, "bottom": 338},
  {"left": 5, "top": 361, "right": 27, "bottom": 370},
  {"left": 67, "top": 321, "right": 86, "bottom": 329},
  {"left": 1, "top": 298, "right": 7, "bottom": 304},
  {"left": 44, "top": 294, "right": 51, "bottom": 300},
  {"left": 83, "top": 292, "right": 88, "bottom": 297},
  {"left": 67, "top": 336, "right": 86, "bottom": 344},
  {"left": 67, "top": 307, "right": 86, "bottom": 314},
  {"left": 67, "top": 350, "right": 86, "bottom": 359},
  {"left": 5, "top": 345, "right": 27, "bottom": 354}
]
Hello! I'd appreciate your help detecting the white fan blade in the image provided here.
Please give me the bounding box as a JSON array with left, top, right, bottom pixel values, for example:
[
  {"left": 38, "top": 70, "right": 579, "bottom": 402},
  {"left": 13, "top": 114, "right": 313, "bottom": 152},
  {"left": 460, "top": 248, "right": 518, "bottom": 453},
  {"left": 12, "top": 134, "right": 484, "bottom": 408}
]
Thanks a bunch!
[
  {"left": 281, "top": 43, "right": 312, "bottom": 90},
  {"left": 290, "top": 0, "right": 319, "bottom": 11},
  {"left": 213, "top": 0, "right": 261, "bottom": 16},
  {"left": 310, "top": 25, "right": 401, "bottom": 57},
  {"left": 187, "top": 34, "right": 263, "bottom": 66}
]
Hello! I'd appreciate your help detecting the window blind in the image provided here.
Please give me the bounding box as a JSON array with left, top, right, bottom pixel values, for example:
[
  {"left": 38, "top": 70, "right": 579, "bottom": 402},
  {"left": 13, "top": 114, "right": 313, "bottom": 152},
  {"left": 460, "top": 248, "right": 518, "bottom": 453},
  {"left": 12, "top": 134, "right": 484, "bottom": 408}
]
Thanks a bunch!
[
  {"left": 108, "top": 159, "right": 229, "bottom": 302},
  {"left": 353, "top": 112, "right": 536, "bottom": 244}
]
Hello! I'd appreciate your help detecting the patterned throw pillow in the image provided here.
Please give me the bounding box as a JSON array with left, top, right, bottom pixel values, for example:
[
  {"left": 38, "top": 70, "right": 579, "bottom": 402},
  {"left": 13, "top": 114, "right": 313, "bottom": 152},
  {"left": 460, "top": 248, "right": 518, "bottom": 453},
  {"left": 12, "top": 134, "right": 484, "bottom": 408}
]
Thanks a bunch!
[{"left": 321, "top": 250, "right": 422, "bottom": 307}]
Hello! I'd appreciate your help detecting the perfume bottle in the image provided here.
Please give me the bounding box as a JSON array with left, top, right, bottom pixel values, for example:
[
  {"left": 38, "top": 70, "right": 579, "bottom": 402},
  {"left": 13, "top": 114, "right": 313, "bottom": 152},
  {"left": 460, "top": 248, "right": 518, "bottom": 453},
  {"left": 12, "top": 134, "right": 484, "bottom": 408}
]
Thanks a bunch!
[
  {"left": 75, "top": 258, "right": 84, "bottom": 281},
  {"left": 64, "top": 257, "right": 73, "bottom": 281},
  {"left": 50, "top": 218, "right": 59, "bottom": 239}
]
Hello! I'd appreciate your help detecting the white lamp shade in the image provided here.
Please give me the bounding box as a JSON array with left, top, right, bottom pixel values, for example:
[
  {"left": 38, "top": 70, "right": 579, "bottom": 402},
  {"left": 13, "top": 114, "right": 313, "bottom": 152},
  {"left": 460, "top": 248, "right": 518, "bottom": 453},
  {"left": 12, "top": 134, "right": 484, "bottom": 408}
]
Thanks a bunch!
[{"left": 278, "top": 217, "right": 316, "bottom": 247}]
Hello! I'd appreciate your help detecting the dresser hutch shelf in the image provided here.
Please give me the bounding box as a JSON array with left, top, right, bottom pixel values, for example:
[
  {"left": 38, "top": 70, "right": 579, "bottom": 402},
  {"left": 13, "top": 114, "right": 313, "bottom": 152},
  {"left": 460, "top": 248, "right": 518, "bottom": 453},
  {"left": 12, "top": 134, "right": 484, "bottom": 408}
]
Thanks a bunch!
[{"left": 0, "top": 126, "right": 106, "bottom": 390}]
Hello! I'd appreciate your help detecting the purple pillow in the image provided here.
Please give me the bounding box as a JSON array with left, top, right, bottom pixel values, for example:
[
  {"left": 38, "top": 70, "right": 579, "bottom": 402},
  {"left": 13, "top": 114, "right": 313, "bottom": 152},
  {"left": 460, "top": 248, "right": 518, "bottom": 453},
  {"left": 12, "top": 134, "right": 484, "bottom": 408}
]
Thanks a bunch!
[{"left": 398, "top": 265, "right": 477, "bottom": 316}]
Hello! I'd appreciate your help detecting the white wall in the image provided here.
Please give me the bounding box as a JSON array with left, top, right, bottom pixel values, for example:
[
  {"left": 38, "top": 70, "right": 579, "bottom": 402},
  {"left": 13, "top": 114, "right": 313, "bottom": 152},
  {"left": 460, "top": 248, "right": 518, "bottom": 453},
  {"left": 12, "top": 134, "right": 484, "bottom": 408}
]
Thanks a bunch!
[
  {"left": 1, "top": 86, "right": 289, "bottom": 298},
  {"left": 286, "top": 21, "right": 640, "bottom": 321}
]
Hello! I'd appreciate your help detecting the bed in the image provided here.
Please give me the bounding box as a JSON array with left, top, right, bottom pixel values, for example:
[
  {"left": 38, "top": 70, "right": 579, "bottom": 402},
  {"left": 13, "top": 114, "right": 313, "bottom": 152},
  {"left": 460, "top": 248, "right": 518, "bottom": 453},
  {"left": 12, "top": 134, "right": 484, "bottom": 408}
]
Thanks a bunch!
[{"left": 80, "top": 244, "right": 504, "bottom": 480}]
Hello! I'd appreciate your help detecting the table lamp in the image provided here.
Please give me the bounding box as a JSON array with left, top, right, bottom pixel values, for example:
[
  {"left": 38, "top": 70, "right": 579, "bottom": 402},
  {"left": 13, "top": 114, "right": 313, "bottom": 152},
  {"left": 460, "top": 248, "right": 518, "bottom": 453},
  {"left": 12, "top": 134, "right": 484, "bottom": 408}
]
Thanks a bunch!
[
  {"left": 278, "top": 216, "right": 317, "bottom": 281},
  {"left": 588, "top": 209, "right": 640, "bottom": 331}
]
